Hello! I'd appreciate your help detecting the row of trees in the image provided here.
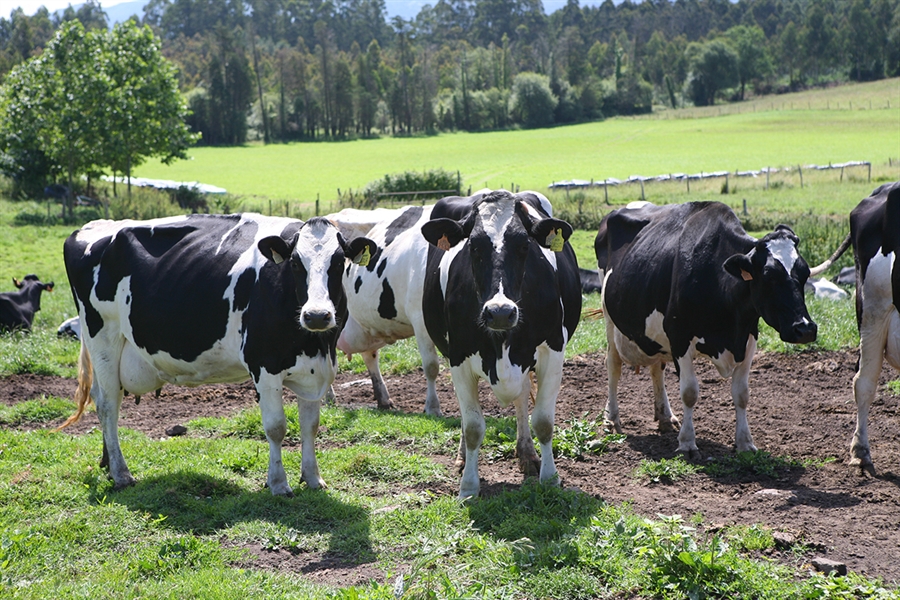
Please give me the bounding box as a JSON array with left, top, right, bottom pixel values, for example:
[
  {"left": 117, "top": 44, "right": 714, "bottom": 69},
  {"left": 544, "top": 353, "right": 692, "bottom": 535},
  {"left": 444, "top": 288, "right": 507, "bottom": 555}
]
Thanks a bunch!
[
  {"left": 0, "top": 20, "right": 196, "bottom": 207},
  {"left": 1, "top": 0, "right": 899, "bottom": 149}
]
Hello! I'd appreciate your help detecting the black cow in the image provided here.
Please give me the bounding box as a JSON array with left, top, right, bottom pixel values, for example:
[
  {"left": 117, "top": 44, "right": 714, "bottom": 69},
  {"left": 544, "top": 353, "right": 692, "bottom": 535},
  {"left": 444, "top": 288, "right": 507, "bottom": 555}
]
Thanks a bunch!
[
  {"left": 0, "top": 275, "right": 54, "bottom": 333},
  {"left": 58, "top": 214, "right": 376, "bottom": 495},
  {"left": 597, "top": 201, "right": 817, "bottom": 459},
  {"left": 846, "top": 182, "right": 900, "bottom": 472},
  {"left": 422, "top": 190, "right": 581, "bottom": 498}
]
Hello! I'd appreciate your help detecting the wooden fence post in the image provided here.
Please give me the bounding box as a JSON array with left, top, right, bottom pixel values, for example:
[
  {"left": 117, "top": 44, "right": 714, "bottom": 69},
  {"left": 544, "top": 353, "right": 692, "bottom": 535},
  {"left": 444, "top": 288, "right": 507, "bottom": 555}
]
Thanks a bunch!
[{"left": 798, "top": 165, "right": 803, "bottom": 189}]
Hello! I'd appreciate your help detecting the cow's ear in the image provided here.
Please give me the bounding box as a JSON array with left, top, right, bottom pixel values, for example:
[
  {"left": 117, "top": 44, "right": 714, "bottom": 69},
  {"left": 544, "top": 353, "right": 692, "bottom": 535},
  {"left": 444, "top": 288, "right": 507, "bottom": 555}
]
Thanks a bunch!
[
  {"left": 724, "top": 253, "right": 754, "bottom": 281},
  {"left": 774, "top": 224, "right": 799, "bottom": 245},
  {"left": 531, "top": 218, "right": 573, "bottom": 251},
  {"left": 44, "top": 282, "right": 54, "bottom": 292},
  {"left": 343, "top": 237, "right": 378, "bottom": 266},
  {"left": 258, "top": 233, "right": 297, "bottom": 265},
  {"left": 422, "top": 218, "right": 467, "bottom": 250},
  {"left": 12, "top": 278, "right": 22, "bottom": 289}
]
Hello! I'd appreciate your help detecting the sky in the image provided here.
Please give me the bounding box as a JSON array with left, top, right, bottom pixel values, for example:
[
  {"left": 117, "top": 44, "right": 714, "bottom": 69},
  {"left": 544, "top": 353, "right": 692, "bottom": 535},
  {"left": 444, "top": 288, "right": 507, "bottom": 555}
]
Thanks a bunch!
[{"left": 8, "top": 0, "right": 582, "bottom": 22}]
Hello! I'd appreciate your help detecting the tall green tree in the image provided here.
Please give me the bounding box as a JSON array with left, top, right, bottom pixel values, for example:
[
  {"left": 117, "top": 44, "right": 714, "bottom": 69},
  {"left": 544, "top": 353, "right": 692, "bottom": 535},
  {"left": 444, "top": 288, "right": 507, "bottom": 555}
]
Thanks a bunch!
[
  {"left": 686, "top": 39, "right": 739, "bottom": 106},
  {"left": 726, "top": 25, "right": 772, "bottom": 100}
]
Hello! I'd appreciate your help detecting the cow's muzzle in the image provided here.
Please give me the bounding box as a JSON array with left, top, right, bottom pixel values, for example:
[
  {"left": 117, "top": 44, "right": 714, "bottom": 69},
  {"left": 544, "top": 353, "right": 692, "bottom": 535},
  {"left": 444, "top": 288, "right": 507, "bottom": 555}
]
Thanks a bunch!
[
  {"left": 482, "top": 303, "right": 518, "bottom": 331},
  {"left": 301, "top": 309, "right": 335, "bottom": 332},
  {"left": 782, "top": 320, "right": 817, "bottom": 344}
]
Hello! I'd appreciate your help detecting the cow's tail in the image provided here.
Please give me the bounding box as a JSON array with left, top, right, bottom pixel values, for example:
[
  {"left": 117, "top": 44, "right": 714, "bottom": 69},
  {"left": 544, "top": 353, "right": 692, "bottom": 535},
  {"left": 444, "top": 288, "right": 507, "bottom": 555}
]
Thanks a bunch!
[
  {"left": 55, "top": 342, "right": 93, "bottom": 431},
  {"left": 809, "top": 232, "right": 852, "bottom": 277}
]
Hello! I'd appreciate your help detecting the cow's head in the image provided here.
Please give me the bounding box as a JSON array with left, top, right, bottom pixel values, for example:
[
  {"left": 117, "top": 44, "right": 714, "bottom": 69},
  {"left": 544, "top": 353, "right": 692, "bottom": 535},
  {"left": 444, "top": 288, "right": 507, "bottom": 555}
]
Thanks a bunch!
[
  {"left": 422, "top": 190, "right": 572, "bottom": 333},
  {"left": 723, "top": 225, "right": 817, "bottom": 344},
  {"left": 13, "top": 275, "right": 54, "bottom": 311},
  {"left": 258, "top": 218, "right": 377, "bottom": 332}
]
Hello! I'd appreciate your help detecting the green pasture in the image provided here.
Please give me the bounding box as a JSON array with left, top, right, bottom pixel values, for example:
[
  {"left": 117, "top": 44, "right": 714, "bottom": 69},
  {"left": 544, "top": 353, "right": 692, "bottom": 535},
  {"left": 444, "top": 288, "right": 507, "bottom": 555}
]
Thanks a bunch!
[{"left": 133, "top": 78, "right": 900, "bottom": 208}]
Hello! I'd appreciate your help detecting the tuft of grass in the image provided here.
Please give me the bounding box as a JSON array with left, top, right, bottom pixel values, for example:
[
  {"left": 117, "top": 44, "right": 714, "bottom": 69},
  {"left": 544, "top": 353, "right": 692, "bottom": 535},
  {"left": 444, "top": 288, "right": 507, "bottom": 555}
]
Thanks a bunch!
[
  {"left": 0, "top": 396, "right": 74, "bottom": 426},
  {"left": 633, "top": 456, "right": 702, "bottom": 483},
  {"left": 553, "top": 416, "right": 625, "bottom": 460}
]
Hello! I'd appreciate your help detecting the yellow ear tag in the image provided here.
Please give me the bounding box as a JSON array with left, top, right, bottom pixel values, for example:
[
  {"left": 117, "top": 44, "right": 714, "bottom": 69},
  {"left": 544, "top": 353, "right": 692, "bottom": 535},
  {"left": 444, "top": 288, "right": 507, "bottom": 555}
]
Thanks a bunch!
[
  {"left": 549, "top": 228, "right": 565, "bottom": 252},
  {"left": 437, "top": 234, "right": 451, "bottom": 252},
  {"left": 740, "top": 269, "right": 753, "bottom": 281},
  {"left": 356, "top": 245, "right": 371, "bottom": 267}
]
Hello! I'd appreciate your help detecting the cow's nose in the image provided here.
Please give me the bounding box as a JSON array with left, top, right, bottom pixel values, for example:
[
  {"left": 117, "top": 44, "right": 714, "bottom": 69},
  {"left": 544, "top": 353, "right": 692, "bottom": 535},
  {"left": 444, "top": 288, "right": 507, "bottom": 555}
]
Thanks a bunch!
[
  {"left": 482, "top": 304, "right": 518, "bottom": 331},
  {"left": 302, "top": 310, "right": 334, "bottom": 331},
  {"left": 786, "top": 320, "right": 817, "bottom": 344}
]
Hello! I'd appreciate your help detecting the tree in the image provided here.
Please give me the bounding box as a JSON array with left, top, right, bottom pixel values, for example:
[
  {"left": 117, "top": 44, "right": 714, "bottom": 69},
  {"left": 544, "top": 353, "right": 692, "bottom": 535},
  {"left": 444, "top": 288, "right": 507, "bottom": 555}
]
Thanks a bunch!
[
  {"left": 686, "top": 39, "right": 739, "bottom": 106},
  {"left": 508, "top": 71, "right": 556, "bottom": 127},
  {"left": 103, "top": 21, "right": 198, "bottom": 197},
  {"left": 842, "top": 0, "right": 882, "bottom": 81},
  {"left": 726, "top": 25, "right": 772, "bottom": 100}
]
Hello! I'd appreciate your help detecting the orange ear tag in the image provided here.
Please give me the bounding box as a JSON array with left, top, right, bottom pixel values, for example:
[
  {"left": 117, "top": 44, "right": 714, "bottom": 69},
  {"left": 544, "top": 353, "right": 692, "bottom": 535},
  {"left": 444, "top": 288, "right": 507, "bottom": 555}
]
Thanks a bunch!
[
  {"left": 437, "top": 234, "right": 451, "bottom": 252},
  {"left": 741, "top": 270, "right": 753, "bottom": 281}
]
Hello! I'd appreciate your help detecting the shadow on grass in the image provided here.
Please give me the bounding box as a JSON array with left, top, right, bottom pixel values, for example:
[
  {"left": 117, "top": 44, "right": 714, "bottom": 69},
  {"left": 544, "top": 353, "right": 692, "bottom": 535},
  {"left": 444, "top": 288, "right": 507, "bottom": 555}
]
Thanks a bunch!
[{"left": 85, "top": 469, "right": 373, "bottom": 560}]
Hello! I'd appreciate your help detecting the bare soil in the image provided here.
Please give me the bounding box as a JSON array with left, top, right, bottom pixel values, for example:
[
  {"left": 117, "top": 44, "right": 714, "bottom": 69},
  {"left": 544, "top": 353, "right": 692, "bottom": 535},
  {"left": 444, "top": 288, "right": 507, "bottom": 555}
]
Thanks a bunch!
[{"left": 3, "top": 349, "right": 899, "bottom": 586}]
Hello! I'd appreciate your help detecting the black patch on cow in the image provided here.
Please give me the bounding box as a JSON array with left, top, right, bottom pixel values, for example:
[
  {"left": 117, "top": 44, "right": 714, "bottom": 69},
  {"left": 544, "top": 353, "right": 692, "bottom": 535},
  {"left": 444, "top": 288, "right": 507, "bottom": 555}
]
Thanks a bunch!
[
  {"left": 354, "top": 276, "right": 362, "bottom": 293},
  {"left": 378, "top": 279, "right": 398, "bottom": 320},
  {"left": 850, "top": 181, "right": 900, "bottom": 324},
  {"left": 384, "top": 206, "right": 423, "bottom": 246},
  {"left": 233, "top": 268, "right": 256, "bottom": 311},
  {"left": 376, "top": 258, "right": 387, "bottom": 277},
  {"left": 64, "top": 233, "right": 113, "bottom": 338}
]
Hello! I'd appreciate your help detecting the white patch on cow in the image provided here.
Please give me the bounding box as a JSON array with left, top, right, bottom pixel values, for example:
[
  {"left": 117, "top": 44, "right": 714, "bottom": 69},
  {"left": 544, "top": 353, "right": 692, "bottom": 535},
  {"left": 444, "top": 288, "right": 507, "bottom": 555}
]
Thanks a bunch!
[
  {"left": 439, "top": 241, "right": 465, "bottom": 299},
  {"left": 294, "top": 220, "right": 341, "bottom": 328},
  {"left": 644, "top": 310, "right": 672, "bottom": 356},
  {"left": 75, "top": 215, "right": 189, "bottom": 253},
  {"left": 806, "top": 277, "right": 849, "bottom": 300},
  {"left": 483, "top": 282, "right": 519, "bottom": 328},
  {"left": 766, "top": 237, "right": 799, "bottom": 273},
  {"left": 625, "top": 200, "right": 654, "bottom": 210},
  {"left": 531, "top": 191, "right": 553, "bottom": 217},
  {"left": 478, "top": 199, "right": 517, "bottom": 253}
]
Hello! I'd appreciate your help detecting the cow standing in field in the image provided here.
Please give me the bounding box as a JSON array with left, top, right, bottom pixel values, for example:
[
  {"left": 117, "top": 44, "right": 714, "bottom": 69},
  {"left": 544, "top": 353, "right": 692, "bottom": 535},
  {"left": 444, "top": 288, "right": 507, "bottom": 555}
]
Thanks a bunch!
[
  {"left": 335, "top": 205, "right": 444, "bottom": 415},
  {"left": 0, "top": 275, "right": 54, "bottom": 333},
  {"left": 421, "top": 190, "right": 581, "bottom": 498},
  {"left": 848, "top": 182, "right": 900, "bottom": 472},
  {"left": 597, "top": 201, "right": 817, "bottom": 458},
  {"left": 58, "top": 214, "right": 376, "bottom": 495}
]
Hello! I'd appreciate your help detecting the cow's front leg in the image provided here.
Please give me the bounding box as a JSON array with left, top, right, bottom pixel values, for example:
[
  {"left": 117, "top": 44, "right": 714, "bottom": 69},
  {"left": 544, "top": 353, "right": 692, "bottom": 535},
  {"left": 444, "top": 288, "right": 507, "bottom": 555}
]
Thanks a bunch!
[
  {"left": 650, "top": 362, "right": 678, "bottom": 433},
  {"left": 257, "top": 384, "right": 293, "bottom": 496},
  {"left": 731, "top": 337, "right": 757, "bottom": 453},
  {"left": 452, "top": 364, "right": 483, "bottom": 499},
  {"left": 532, "top": 346, "right": 563, "bottom": 486},
  {"left": 603, "top": 319, "right": 624, "bottom": 433},
  {"left": 416, "top": 334, "right": 443, "bottom": 417},
  {"left": 675, "top": 355, "right": 702, "bottom": 460}
]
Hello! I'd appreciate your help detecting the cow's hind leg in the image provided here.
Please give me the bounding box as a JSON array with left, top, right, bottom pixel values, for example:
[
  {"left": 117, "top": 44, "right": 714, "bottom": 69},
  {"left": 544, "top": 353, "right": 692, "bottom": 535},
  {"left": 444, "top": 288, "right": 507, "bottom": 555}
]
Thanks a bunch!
[
  {"left": 675, "top": 355, "right": 702, "bottom": 461},
  {"left": 416, "top": 334, "right": 443, "bottom": 417},
  {"left": 850, "top": 322, "right": 888, "bottom": 473},
  {"left": 514, "top": 378, "right": 540, "bottom": 478},
  {"left": 362, "top": 349, "right": 393, "bottom": 410},
  {"left": 257, "top": 383, "right": 294, "bottom": 496},
  {"left": 731, "top": 337, "right": 758, "bottom": 453},
  {"left": 650, "top": 362, "right": 678, "bottom": 432},
  {"left": 603, "top": 320, "right": 625, "bottom": 434},
  {"left": 91, "top": 338, "right": 135, "bottom": 489}
]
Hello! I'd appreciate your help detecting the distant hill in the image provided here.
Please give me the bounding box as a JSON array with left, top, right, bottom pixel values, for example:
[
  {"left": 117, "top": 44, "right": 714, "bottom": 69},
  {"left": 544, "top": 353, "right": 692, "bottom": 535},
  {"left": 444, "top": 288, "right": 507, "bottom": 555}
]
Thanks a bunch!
[{"left": 102, "top": 0, "right": 145, "bottom": 25}]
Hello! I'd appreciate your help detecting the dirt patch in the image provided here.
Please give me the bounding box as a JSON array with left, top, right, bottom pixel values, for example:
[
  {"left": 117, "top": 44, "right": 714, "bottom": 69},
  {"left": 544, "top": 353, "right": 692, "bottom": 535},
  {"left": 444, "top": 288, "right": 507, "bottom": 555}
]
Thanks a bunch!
[{"left": 4, "top": 350, "right": 900, "bottom": 585}]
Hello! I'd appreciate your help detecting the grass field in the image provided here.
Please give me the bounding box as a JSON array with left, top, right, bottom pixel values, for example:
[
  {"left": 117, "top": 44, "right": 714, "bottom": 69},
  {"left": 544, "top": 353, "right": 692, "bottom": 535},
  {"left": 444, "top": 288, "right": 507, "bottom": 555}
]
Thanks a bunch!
[{"left": 132, "top": 79, "right": 900, "bottom": 212}]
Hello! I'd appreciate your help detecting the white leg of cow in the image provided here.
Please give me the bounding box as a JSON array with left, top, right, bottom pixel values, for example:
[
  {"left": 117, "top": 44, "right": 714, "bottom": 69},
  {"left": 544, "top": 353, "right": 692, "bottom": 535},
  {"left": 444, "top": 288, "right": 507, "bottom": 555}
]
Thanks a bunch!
[
  {"left": 731, "top": 337, "right": 758, "bottom": 453},
  {"left": 675, "top": 355, "right": 701, "bottom": 460},
  {"left": 362, "top": 349, "right": 393, "bottom": 410},
  {"left": 850, "top": 324, "right": 888, "bottom": 470},
  {"left": 298, "top": 398, "right": 326, "bottom": 489},
  {"left": 604, "top": 322, "right": 624, "bottom": 434},
  {"left": 256, "top": 384, "right": 293, "bottom": 497},
  {"left": 532, "top": 348, "right": 563, "bottom": 486},
  {"left": 453, "top": 364, "right": 484, "bottom": 499},
  {"left": 650, "top": 362, "right": 678, "bottom": 432},
  {"left": 416, "top": 335, "right": 443, "bottom": 417},
  {"left": 90, "top": 337, "right": 136, "bottom": 489}
]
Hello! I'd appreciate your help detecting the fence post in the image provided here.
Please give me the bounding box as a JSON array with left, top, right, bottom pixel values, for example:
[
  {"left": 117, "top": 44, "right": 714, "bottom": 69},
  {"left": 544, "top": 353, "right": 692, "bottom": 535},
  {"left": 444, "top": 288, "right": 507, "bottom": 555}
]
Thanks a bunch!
[
  {"left": 604, "top": 182, "right": 609, "bottom": 205},
  {"left": 868, "top": 162, "right": 871, "bottom": 182},
  {"left": 766, "top": 168, "right": 769, "bottom": 190},
  {"left": 798, "top": 165, "right": 803, "bottom": 189},
  {"left": 457, "top": 170, "right": 461, "bottom": 195},
  {"left": 316, "top": 194, "right": 320, "bottom": 216},
  {"left": 686, "top": 176, "right": 690, "bottom": 193},
  {"left": 840, "top": 166, "right": 844, "bottom": 182},
  {"left": 640, "top": 178, "right": 645, "bottom": 201},
  {"left": 742, "top": 198, "right": 748, "bottom": 215}
]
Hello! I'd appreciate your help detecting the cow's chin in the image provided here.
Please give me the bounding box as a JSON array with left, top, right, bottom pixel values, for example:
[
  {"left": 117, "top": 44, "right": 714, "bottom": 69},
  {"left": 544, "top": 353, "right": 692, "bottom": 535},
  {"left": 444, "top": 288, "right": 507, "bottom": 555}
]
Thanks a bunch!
[{"left": 774, "top": 320, "right": 818, "bottom": 345}]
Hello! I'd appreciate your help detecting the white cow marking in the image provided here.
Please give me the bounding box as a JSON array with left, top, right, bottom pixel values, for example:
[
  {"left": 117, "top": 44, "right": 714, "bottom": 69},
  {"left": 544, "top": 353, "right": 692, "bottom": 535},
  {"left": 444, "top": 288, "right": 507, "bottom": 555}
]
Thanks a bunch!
[
  {"left": 766, "top": 238, "right": 799, "bottom": 273},
  {"left": 478, "top": 199, "right": 517, "bottom": 253}
]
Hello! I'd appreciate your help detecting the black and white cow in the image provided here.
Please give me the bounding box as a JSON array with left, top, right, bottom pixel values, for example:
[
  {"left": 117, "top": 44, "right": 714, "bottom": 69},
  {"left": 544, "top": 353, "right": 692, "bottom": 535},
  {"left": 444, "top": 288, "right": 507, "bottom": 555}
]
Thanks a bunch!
[
  {"left": 846, "top": 182, "right": 900, "bottom": 472},
  {"left": 335, "top": 205, "right": 444, "bottom": 415},
  {"left": 58, "top": 214, "right": 376, "bottom": 495},
  {"left": 421, "top": 190, "right": 581, "bottom": 498},
  {"left": 0, "top": 275, "right": 55, "bottom": 333},
  {"left": 598, "top": 201, "right": 817, "bottom": 458}
]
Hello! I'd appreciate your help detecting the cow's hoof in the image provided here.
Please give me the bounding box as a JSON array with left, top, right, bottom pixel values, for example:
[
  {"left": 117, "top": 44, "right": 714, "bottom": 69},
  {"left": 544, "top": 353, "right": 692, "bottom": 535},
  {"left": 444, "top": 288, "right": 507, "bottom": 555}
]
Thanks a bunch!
[
  {"left": 849, "top": 454, "right": 876, "bottom": 476},
  {"left": 604, "top": 418, "right": 623, "bottom": 434},
  {"left": 678, "top": 448, "right": 702, "bottom": 462},
  {"left": 302, "top": 475, "right": 327, "bottom": 490},
  {"left": 112, "top": 476, "right": 137, "bottom": 490},
  {"left": 518, "top": 455, "right": 541, "bottom": 478},
  {"left": 454, "top": 456, "right": 466, "bottom": 474},
  {"left": 541, "top": 472, "right": 561, "bottom": 487},
  {"left": 424, "top": 407, "right": 443, "bottom": 418},
  {"left": 376, "top": 400, "right": 395, "bottom": 411},
  {"left": 657, "top": 417, "right": 679, "bottom": 433}
]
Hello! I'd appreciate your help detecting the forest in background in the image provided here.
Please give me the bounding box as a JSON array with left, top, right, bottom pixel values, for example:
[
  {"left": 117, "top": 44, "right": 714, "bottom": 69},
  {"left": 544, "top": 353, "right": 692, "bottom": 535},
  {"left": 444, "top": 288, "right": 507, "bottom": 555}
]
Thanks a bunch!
[{"left": 1, "top": 0, "right": 898, "bottom": 145}]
